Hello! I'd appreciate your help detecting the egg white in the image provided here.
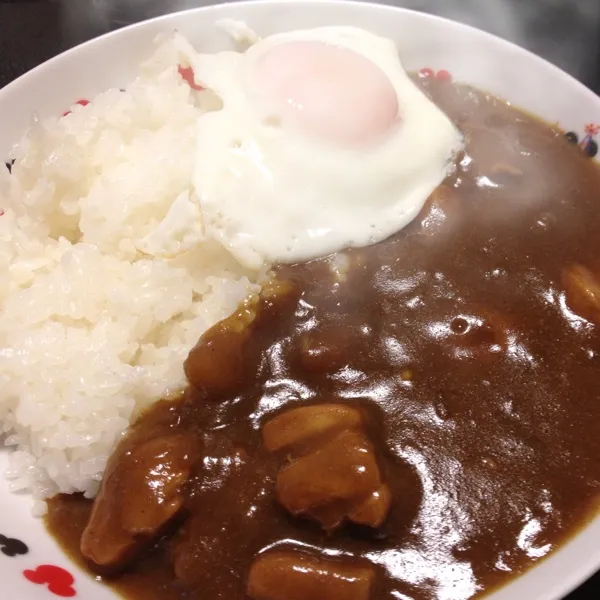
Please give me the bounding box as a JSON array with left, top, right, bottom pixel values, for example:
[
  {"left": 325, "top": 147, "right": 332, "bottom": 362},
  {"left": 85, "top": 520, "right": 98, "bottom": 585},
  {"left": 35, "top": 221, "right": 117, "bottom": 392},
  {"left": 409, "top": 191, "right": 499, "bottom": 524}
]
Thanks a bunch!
[{"left": 189, "top": 26, "right": 464, "bottom": 268}]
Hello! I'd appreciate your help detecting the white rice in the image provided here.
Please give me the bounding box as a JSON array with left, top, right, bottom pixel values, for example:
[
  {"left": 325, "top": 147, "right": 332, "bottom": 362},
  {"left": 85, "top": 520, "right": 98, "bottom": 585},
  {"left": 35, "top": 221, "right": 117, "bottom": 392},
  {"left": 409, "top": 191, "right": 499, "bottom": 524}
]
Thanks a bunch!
[{"left": 0, "top": 35, "right": 263, "bottom": 513}]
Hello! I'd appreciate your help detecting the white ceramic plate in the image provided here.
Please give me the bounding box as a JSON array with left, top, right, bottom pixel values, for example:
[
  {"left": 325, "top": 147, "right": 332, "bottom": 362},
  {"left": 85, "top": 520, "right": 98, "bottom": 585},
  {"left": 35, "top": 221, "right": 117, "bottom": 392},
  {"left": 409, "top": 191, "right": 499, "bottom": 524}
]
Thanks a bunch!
[{"left": 1, "top": 2, "right": 599, "bottom": 599}]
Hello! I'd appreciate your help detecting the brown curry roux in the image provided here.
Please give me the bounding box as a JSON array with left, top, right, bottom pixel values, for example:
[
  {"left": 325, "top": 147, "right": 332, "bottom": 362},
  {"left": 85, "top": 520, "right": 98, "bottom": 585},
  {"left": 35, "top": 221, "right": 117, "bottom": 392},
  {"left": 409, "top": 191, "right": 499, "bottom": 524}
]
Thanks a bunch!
[{"left": 46, "top": 77, "right": 600, "bottom": 600}]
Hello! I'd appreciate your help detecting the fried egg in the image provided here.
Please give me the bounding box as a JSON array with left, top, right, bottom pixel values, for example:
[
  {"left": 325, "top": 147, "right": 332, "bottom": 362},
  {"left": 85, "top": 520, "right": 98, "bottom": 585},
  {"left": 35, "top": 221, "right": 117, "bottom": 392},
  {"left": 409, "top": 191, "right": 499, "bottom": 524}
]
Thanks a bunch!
[{"left": 189, "top": 26, "right": 464, "bottom": 268}]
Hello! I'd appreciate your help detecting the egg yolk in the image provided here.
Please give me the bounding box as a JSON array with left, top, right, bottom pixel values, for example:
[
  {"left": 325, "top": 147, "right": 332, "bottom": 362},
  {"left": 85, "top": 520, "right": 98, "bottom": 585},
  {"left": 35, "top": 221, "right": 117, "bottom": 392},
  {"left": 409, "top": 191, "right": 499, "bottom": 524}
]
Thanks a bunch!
[{"left": 253, "top": 40, "right": 399, "bottom": 146}]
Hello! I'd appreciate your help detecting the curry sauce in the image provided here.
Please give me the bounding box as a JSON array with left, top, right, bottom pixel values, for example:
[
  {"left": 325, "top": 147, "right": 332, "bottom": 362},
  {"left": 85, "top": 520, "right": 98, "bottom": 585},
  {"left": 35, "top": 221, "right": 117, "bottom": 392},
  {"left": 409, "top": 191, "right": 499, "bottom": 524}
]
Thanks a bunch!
[{"left": 46, "top": 78, "right": 600, "bottom": 599}]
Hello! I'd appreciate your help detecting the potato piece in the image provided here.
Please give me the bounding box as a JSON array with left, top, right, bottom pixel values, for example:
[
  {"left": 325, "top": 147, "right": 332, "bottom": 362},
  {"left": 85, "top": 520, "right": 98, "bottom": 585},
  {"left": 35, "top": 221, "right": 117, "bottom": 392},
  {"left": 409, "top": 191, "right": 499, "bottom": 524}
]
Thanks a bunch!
[
  {"left": 247, "top": 550, "right": 374, "bottom": 600},
  {"left": 262, "top": 404, "right": 362, "bottom": 454},
  {"left": 348, "top": 484, "right": 392, "bottom": 528},
  {"left": 563, "top": 264, "right": 600, "bottom": 326},
  {"left": 81, "top": 434, "right": 198, "bottom": 571},
  {"left": 277, "top": 430, "right": 381, "bottom": 524}
]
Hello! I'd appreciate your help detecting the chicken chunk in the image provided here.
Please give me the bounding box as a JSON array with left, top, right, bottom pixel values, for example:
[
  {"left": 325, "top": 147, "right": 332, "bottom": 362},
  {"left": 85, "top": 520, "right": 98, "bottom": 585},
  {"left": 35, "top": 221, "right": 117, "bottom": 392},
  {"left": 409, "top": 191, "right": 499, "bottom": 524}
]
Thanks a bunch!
[
  {"left": 184, "top": 302, "right": 257, "bottom": 398},
  {"left": 277, "top": 429, "right": 381, "bottom": 525},
  {"left": 184, "top": 278, "right": 300, "bottom": 399},
  {"left": 348, "top": 484, "right": 392, "bottom": 528},
  {"left": 247, "top": 550, "right": 374, "bottom": 600},
  {"left": 81, "top": 433, "right": 199, "bottom": 572},
  {"left": 263, "top": 404, "right": 390, "bottom": 530},
  {"left": 262, "top": 404, "right": 362, "bottom": 454}
]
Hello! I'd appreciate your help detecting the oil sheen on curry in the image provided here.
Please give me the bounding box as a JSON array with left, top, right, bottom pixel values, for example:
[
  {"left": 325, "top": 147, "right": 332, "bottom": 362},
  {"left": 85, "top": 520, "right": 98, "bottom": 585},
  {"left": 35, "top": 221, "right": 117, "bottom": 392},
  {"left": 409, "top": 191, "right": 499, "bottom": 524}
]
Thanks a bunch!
[{"left": 46, "top": 77, "right": 600, "bottom": 599}]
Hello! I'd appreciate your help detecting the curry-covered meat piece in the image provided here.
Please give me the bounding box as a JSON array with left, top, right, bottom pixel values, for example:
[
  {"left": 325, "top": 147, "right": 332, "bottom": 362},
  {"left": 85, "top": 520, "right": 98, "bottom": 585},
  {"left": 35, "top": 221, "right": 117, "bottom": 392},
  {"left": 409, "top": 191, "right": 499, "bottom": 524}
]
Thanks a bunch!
[
  {"left": 81, "top": 424, "right": 199, "bottom": 572},
  {"left": 262, "top": 404, "right": 362, "bottom": 453},
  {"left": 184, "top": 278, "right": 300, "bottom": 398},
  {"left": 348, "top": 484, "right": 392, "bottom": 527},
  {"left": 247, "top": 550, "right": 375, "bottom": 600},
  {"left": 263, "top": 404, "right": 390, "bottom": 530},
  {"left": 276, "top": 429, "right": 388, "bottom": 530},
  {"left": 183, "top": 301, "right": 258, "bottom": 398}
]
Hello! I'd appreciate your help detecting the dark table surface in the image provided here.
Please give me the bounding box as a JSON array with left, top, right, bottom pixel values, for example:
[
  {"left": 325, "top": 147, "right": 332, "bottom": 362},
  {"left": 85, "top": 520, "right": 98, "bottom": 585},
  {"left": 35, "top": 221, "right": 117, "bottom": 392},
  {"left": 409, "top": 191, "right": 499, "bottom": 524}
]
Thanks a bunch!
[{"left": 1, "top": 0, "right": 599, "bottom": 598}]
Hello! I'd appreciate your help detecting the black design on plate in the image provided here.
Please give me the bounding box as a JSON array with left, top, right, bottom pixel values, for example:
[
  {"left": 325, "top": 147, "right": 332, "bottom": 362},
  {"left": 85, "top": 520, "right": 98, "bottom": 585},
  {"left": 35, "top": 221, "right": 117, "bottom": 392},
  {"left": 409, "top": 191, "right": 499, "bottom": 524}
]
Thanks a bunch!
[
  {"left": 0, "top": 534, "right": 29, "bottom": 557},
  {"left": 5, "top": 159, "right": 14, "bottom": 173},
  {"left": 564, "top": 131, "right": 579, "bottom": 144},
  {"left": 584, "top": 139, "right": 598, "bottom": 158}
]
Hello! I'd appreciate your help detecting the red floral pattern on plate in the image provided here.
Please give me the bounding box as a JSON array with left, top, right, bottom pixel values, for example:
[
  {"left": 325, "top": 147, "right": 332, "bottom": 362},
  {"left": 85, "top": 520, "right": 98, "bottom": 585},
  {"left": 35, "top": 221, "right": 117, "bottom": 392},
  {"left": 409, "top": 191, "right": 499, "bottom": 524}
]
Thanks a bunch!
[
  {"left": 23, "top": 565, "right": 76, "bottom": 598},
  {"left": 418, "top": 67, "right": 453, "bottom": 82}
]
